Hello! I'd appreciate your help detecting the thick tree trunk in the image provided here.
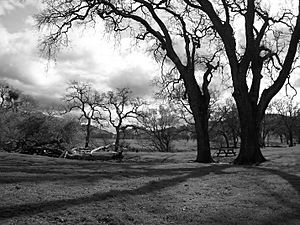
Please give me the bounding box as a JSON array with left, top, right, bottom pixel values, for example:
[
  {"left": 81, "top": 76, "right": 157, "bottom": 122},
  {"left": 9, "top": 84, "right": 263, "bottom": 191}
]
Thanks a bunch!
[
  {"left": 234, "top": 101, "right": 266, "bottom": 164},
  {"left": 182, "top": 68, "right": 213, "bottom": 163},
  {"left": 85, "top": 119, "right": 91, "bottom": 148},
  {"left": 188, "top": 93, "right": 213, "bottom": 163},
  {"left": 115, "top": 129, "right": 120, "bottom": 152},
  {"left": 193, "top": 110, "right": 213, "bottom": 162}
]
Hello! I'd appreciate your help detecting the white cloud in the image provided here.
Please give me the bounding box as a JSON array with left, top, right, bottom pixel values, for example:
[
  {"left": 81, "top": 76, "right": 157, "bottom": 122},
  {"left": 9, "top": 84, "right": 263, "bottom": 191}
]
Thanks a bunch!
[
  {"left": 50, "top": 23, "right": 158, "bottom": 96},
  {"left": 0, "top": 1, "right": 23, "bottom": 16},
  {"left": 0, "top": 14, "right": 159, "bottom": 104}
]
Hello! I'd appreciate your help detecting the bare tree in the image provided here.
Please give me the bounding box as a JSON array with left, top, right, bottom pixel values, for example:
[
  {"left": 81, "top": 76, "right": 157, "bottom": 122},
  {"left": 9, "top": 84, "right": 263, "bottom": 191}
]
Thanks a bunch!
[
  {"left": 270, "top": 97, "right": 299, "bottom": 147},
  {"left": 100, "top": 88, "right": 144, "bottom": 151},
  {"left": 138, "top": 104, "right": 179, "bottom": 152},
  {"left": 64, "top": 81, "right": 103, "bottom": 148},
  {"left": 36, "top": 0, "right": 224, "bottom": 163},
  {"left": 210, "top": 98, "right": 240, "bottom": 148}
]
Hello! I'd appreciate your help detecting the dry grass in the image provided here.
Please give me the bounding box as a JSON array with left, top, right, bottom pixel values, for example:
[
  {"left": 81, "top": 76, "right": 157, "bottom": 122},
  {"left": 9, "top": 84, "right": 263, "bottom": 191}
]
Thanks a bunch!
[
  {"left": 0, "top": 146, "right": 299, "bottom": 225},
  {"left": 89, "top": 138, "right": 198, "bottom": 152}
]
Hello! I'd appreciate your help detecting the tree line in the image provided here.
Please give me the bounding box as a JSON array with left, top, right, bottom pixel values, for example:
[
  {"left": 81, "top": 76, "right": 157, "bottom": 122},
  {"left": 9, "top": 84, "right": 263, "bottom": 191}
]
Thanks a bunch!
[
  {"left": 1, "top": 80, "right": 299, "bottom": 158},
  {"left": 0, "top": 80, "right": 183, "bottom": 154}
]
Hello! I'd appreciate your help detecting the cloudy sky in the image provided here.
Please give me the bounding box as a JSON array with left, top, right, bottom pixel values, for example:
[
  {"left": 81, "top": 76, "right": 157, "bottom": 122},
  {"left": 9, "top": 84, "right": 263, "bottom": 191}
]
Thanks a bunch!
[
  {"left": 0, "top": 0, "right": 159, "bottom": 104},
  {"left": 0, "top": 0, "right": 299, "bottom": 105}
]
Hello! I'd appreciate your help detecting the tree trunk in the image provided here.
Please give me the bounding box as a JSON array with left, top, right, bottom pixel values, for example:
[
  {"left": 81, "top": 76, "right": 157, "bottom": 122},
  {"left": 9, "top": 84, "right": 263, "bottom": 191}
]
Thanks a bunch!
[
  {"left": 115, "top": 128, "right": 120, "bottom": 151},
  {"left": 187, "top": 92, "right": 213, "bottom": 163},
  {"left": 233, "top": 136, "right": 238, "bottom": 148},
  {"left": 166, "top": 139, "right": 171, "bottom": 152},
  {"left": 266, "top": 134, "right": 270, "bottom": 147},
  {"left": 288, "top": 131, "right": 294, "bottom": 147},
  {"left": 182, "top": 68, "right": 213, "bottom": 163},
  {"left": 280, "top": 134, "right": 283, "bottom": 143},
  {"left": 259, "top": 135, "right": 266, "bottom": 148},
  {"left": 85, "top": 119, "right": 91, "bottom": 148},
  {"left": 222, "top": 133, "right": 230, "bottom": 147},
  {"left": 285, "top": 134, "right": 289, "bottom": 145},
  {"left": 193, "top": 109, "right": 212, "bottom": 162},
  {"left": 234, "top": 99, "right": 266, "bottom": 164}
]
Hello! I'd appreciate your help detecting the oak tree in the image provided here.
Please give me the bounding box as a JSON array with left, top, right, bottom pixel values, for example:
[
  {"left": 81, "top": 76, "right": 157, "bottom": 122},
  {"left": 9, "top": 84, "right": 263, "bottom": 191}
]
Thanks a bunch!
[
  {"left": 100, "top": 88, "right": 144, "bottom": 151},
  {"left": 64, "top": 81, "right": 103, "bottom": 148},
  {"left": 183, "top": 0, "right": 300, "bottom": 164},
  {"left": 36, "top": 0, "right": 222, "bottom": 162}
]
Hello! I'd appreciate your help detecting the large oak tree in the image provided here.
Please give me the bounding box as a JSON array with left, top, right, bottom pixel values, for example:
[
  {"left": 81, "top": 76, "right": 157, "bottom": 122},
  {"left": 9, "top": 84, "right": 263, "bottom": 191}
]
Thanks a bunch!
[
  {"left": 37, "top": 0, "right": 223, "bottom": 162},
  {"left": 183, "top": 0, "right": 300, "bottom": 164}
]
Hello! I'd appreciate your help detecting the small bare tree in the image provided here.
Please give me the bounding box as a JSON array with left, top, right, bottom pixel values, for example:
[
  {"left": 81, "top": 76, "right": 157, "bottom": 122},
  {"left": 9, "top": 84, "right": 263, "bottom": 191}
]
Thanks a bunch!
[
  {"left": 64, "top": 81, "right": 103, "bottom": 148},
  {"left": 100, "top": 88, "right": 144, "bottom": 151},
  {"left": 138, "top": 104, "right": 179, "bottom": 152},
  {"left": 271, "top": 97, "right": 299, "bottom": 147},
  {"left": 210, "top": 98, "right": 240, "bottom": 148}
]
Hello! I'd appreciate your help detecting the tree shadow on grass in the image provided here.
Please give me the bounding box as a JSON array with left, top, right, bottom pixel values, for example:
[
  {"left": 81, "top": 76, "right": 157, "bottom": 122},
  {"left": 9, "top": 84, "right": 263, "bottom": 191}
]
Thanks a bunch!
[
  {"left": 257, "top": 167, "right": 300, "bottom": 195},
  {"left": 0, "top": 158, "right": 299, "bottom": 222},
  {"left": 0, "top": 164, "right": 231, "bottom": 220},
  {"left": 252, "top": 166, "right": 300, "bottom": 225}
]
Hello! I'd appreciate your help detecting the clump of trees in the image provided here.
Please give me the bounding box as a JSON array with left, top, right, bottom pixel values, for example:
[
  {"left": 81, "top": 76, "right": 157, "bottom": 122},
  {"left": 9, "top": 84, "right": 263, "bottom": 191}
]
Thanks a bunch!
[
  {"left": 64, "top": 81, "right": 144, "bottom": 152},
  {"left": 270, "top": 97, "right": 299, "bottom": 147},
  {"left": 0, "top": 81, "right": 82, "bottom": 155},
  {"left": 0, "top": 80, "right": 190, "bottom": 156},
  {"left": 1, "top": 79, "right": 299, "bottom": 161}
]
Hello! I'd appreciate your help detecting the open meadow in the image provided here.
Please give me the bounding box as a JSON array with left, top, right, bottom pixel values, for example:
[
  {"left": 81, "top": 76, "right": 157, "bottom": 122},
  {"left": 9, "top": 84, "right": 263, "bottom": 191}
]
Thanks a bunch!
[{"left": 0, "top": 146, "right": 299, "bottom": 225}]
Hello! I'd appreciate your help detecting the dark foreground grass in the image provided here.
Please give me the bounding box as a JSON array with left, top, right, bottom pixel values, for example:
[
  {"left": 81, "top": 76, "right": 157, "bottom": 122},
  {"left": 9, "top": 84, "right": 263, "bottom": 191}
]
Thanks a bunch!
[{"left": 0, "top": 146, "right": 299, "bottom": 225}]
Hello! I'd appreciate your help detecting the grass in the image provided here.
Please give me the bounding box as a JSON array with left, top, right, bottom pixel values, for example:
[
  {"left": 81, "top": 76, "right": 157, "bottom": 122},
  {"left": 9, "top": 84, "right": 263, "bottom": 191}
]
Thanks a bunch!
[
  {"left": 0, "top": 146, "right": 299, "bottom": 225},
  {"left": 88, "top": 138, "right": 198, "bottom": 152}
]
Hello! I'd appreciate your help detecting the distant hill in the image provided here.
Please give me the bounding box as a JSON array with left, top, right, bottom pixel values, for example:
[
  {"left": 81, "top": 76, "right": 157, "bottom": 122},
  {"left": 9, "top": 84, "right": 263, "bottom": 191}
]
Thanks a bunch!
[{"left": 81, "top": 124, "right": 115, "bottom": 138}]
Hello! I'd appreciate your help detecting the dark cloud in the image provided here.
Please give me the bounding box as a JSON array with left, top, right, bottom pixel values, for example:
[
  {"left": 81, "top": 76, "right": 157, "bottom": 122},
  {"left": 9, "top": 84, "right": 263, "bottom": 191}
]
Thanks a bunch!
[
  {"left": 0, "top": 53, "right": 37, "bottom": 85},
  {"left": 106, "top": 66, "right": 155, "bottom": 97}
]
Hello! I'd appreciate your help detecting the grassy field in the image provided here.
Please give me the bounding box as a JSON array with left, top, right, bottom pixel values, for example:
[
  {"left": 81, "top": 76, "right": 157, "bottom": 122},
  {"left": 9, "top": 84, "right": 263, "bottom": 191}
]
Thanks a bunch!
[
  {"left": 88, "top": 138, "right": 200, "bottom": 152},
  {"left": 0, "top": 146, "right": 299, "bottom": 225}
]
